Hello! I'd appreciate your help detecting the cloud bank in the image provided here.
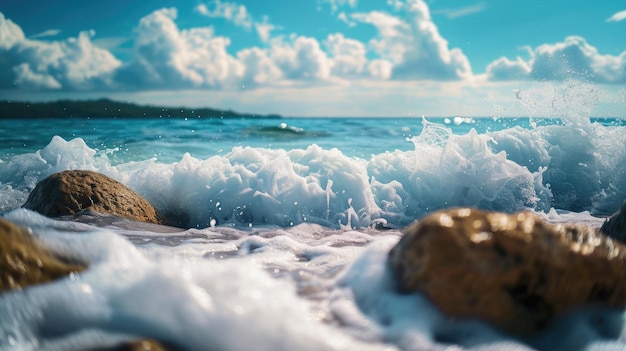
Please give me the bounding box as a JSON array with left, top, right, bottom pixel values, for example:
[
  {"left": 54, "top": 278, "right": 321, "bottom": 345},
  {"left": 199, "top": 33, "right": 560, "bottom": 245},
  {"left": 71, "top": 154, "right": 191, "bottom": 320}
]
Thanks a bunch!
[
  {"left": 487, "top": 36, "right": 626, "bottom": 84},
  {"left": 0, "top": 0, "right": 624, "bottom": 93},
  {"left": 0, "top": 13, "right": 120, "bottom": 90}
]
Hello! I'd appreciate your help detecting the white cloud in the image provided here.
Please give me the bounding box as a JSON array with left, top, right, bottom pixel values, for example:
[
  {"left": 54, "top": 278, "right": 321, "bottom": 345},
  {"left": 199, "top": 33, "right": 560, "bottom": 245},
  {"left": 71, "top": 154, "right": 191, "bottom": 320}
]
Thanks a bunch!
[
  {"left": 607, "top": 10, "right": 626, "bottom": 22},
  {"left": 324, "top": 33, "right": 367, "bottom": 77},
  {"left": 0, "top": 0, "right": 474, "bottom": 94},
  {"left": 270, "top": 36, "right": 332, "bottom": 81},
  {"left": 116, "top": 8, "right": 244, "bottom": 89},
  {"left": 195, "top": 1, "right": 252, "bottom": 29},
  {"left": 30, "top": 29, "right": 62, "bottom": 39},
  {"left": 352, "top": 0, "right": 473, "bottom": 80},
  {"left": 255, "top": 16, "right": 278, "bottom": 43},
  {"left": 432, "top": 2, "right": 486, "bottom": 19},
  {"left": 337, "top": 12, "right": 356, "bottom": 27},
  {"left": 196, "top": 1, "right": 278, "bottom": 43},
  {"left": 93, "top": 36, "right": 130, "bottom": 51},
  {"left": 485, "top": 56, "right": 531, "bottom": 81},
  {"left": 368, "top": 59, "right": 393, "bottom": 80},
  {"left": 351, "top": 11, "right": 410, "bottom": 64},
  {"left": 12, "top": 62, "right": 62, "bottom": 89},
  {"left": 0, "top": 13, "right": 121, "bottom": 90},
  {"left": 237, "top": 47, "right": 282, "bottom": 86},
  {"left": 487, "top": 36, "right": 626, "bottom": 84},
  {"left": 318, "top": 0, "right": 358, "bottom": 14},
  {"left": 0, "top": 12, "right": 25, "bottom": 49}
]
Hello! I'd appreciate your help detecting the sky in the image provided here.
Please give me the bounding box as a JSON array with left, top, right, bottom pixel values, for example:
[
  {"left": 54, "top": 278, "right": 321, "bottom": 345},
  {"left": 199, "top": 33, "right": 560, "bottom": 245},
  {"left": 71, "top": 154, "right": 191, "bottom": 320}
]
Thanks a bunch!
[{"left": 0, "top": 0, "right": 625, "bottom": 117}]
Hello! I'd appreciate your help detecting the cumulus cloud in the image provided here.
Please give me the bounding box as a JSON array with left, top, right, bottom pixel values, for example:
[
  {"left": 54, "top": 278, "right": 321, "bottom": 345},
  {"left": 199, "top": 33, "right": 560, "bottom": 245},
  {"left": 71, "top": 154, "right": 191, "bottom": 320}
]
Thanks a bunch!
[
  {"left": 367, "top": 59, "right": 393, "bottom": 80},
  {"left": 324, "top": 33, "right": 367, "bottom": 77},
  {"left": 0, "top": 0, "right": 478, "bottom": 93},
  {"left": 351, "top": 0, "right": 472, "bottom": 80},
  {"left": 485, "top": 55, "right": 531, "bottom": 81},
  {"left": 12, "top": 63, "right": 62, "bottom": 89},
  {"left": 0, "top": 12, "right": 121, "bottom": 90},
  {"left": 486, "top": 36, "right": 626, "bottom": 84},
  {"left": 270, "top": 36, "right": 332, "bottom": 81},
  {"left": 237, "top": 47, "right": 282, "bottom": 86},
  {"left": 607, "top": 10, "right": 626, "bottom": 22},
  {"left": 0, "top": 12, "right": 25, "bottom": 49},
  {"left": 196, "top": 1, "right": 278, "bottom": 43},
  {"left": 195, "top": 1, "right": 252, "bottom": 29},
  {"left": 116, "top": 8, "right": 243, "bottom": 89}
]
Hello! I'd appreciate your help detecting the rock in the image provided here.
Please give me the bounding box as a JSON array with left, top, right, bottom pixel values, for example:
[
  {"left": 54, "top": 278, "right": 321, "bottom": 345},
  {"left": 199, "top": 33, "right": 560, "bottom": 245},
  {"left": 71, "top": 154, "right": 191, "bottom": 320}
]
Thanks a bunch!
[
  {"left": 0, "top": 219, "right": 85, "bottom": 292},
  {"left": 24, "top": 170, "right": 164, "bottom": 225},
  {"left": 601, "top": 200, "right": 626, "bottom": 243},
  {"left": 86, "top": 339, "right": 180, "bottom": 351},
  {"left": 388, "top": 207, "right": 626, "bottom": 336}
]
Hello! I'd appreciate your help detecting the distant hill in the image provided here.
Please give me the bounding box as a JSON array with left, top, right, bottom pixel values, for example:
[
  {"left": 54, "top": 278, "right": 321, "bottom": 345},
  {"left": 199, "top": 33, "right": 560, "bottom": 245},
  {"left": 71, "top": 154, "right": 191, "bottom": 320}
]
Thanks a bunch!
[{"left": 0, "top": 98, "right": 281, "bottom": 119}]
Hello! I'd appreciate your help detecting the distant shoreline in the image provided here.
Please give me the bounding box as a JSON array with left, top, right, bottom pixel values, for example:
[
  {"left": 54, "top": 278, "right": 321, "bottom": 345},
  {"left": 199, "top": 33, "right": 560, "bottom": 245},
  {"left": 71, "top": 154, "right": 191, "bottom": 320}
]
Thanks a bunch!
[{"left": 0, "top": 98, "right": 282, "bottom": 119}]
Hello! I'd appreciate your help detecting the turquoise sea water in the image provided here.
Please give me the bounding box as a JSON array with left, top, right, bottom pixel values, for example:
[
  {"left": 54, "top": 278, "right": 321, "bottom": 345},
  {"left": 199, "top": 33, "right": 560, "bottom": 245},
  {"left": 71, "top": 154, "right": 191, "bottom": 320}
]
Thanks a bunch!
[
  {"left": 0, "top": 115, "right": 625, "bottom": 350},
  {"left": 0, "top": 116, "right": 579, "bottom": 162}
]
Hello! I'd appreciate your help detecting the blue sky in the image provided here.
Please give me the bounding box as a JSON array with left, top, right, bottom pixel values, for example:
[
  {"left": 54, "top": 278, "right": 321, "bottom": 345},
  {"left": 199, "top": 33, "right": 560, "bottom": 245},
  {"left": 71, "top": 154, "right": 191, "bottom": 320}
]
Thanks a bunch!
[{"left": 0, "top": 0, "right": 625, "bottom": 116}]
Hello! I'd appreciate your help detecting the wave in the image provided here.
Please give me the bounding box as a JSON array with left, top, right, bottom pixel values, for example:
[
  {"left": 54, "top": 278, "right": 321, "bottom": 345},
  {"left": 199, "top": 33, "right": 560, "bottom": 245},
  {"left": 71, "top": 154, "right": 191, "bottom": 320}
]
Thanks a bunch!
[
  {"left": 1, "top": 118, "right": 625, "bottom": 228},
  {"left": 241, "top": 122, "right": 332, "bottom": 139}
]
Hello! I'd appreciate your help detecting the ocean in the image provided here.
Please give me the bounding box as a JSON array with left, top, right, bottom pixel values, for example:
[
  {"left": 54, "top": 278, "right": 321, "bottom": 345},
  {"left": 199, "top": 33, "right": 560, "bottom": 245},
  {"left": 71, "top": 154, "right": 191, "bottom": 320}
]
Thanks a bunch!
[{"left": 1, "top": 114, "right": 626, "bottom": 350}]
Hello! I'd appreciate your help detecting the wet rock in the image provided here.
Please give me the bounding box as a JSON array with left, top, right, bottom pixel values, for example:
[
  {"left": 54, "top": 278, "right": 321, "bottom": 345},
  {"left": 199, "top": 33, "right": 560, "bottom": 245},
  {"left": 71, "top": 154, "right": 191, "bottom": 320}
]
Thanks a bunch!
[
  {"left": 0, "top": 219, "right": 85, "bottom": 292},
  {"left": 86, "top": 339, "right": 180, "bottom": 351},
  {"left": 24, "top": 170, "right": 164, "bottom": 225},
  {"left": 601, "top": 200, "right": 626, "bottom": 243},
  {"left": 388, "top": 207, "right": 626, "bottom": 336}
]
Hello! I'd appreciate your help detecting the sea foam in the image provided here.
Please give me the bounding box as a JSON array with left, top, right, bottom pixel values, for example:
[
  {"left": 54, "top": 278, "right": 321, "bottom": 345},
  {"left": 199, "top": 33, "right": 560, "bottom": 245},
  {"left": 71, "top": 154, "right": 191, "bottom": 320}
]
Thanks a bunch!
[
  {"left": 2, "top": 209, "right": 624, "bottom": 351},
  {"left": 0, "top": 118, "right": 625, "bottom": 228},
  {"left": 0, "top": 209, "right": 383, "bottom": 351}
]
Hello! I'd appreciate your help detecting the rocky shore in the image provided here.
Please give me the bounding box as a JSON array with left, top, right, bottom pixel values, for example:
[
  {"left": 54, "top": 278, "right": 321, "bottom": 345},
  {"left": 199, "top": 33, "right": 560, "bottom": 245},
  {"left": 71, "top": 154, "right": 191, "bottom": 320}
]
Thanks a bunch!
[
  {"left": 1, "top": 170, "right": 180, "bottom": 351},
  {"left": 2, "top": 169, "right": 626, "bottom": 348}
]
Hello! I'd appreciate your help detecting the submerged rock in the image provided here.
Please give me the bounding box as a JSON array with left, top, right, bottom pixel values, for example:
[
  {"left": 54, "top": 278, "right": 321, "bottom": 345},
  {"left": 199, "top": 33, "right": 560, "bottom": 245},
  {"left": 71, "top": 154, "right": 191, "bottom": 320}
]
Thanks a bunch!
[
  {"left": 388, "top": 208, "right": 626, "bottom": 336},
  {"left": 601, "top": 199, "right": 626, "bottom": 243},
  {"left": 0, "top": 219, "right": 85, "bottom": 292},
  {"left": 24, "top": 170, "right": 164, "bottom": 225}
]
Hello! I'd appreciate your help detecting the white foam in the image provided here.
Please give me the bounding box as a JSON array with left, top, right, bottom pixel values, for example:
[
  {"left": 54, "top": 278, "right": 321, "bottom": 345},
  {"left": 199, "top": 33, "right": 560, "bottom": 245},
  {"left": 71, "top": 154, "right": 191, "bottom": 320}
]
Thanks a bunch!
[
  {"left": 1, "top": 118, "right": 624, "bottom": 228},
  {"left": 3, "top": 208, "right": 626, "bottom": 350},
  {"left": 1, "top": 209, "right": 387, "bottom": 351}
]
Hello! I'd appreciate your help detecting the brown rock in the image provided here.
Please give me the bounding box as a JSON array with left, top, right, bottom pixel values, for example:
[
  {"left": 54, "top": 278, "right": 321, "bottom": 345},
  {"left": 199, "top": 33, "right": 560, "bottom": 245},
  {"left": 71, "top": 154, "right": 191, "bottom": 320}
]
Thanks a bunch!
[
  {"left": 24, "top": 170, "right": 164, "bottom": 225},
  {"left": 0, "top": 219, "right": 85, "bottom": 292},
  {"left": 601, "top": 199, "right": 626, "bottom": 243},
  {"left": 86, "top": 339, "right": 180, "bottom": 351},
  {"left": 388, "top": 208, "right": 626, "bottom": 336},
  {"left": 0, "top": 220, "right": 173, "bottom": 350}
]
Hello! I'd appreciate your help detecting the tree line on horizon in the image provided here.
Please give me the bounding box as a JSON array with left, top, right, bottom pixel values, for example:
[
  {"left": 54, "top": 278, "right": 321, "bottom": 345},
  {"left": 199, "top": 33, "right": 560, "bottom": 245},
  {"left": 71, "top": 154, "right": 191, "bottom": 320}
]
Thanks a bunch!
[{"left": 0, "top": 98, "right": 281, "bottom": 119}]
